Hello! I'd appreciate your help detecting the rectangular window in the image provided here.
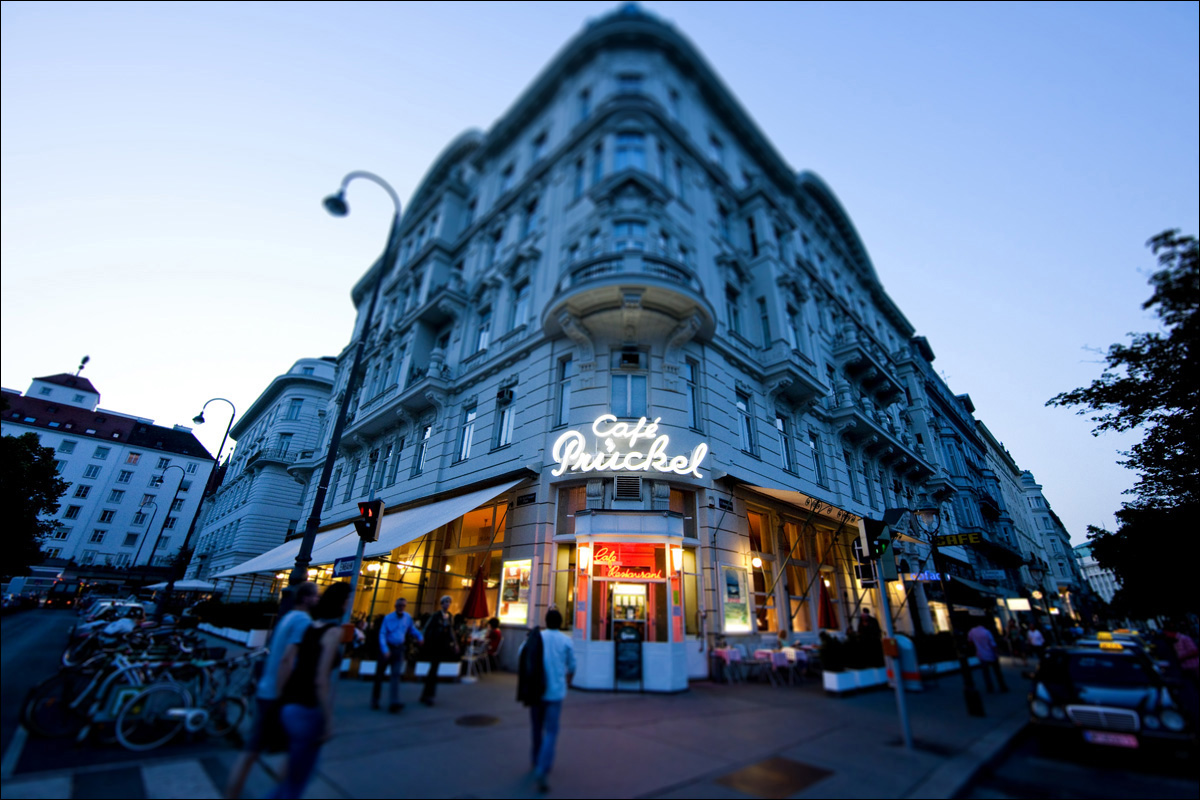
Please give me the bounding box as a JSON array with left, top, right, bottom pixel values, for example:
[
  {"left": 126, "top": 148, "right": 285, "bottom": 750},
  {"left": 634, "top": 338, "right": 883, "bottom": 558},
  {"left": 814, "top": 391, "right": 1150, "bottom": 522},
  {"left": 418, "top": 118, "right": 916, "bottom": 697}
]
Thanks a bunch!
[
  {"left": 99, "top": 509, "right": 116, "bottom": 523},
  {"left": 614, "top": 132, "right": 646, "bottom": 171},
  {"left": 186, "top": 462, "right": 198, "bottom": 474},
  {"left": 171, "top": 498, "right": 185, "bottom": 512},
  {"left": 89, "top": 529, "right": 106, "bottom": 544},
  {"left": 58, "top": 440, "right": 77, "bottom": 454},
  {"left": 613, "top": 220, "right": 646, "bottom": 251},
  {"left": 74, "top": 485, "right": 91, "bottom": 499},
  {"left": 343, "top": 459, "right": 359, "bottom": 502},
  {"left": 844, "top": 450, "right": 860, "bottom": 501},
  {"left": 612, "top": 374, "right": 648, "bottom": 419},
  {"left": 495, "top": 404, "right": 515, "bottom": 448},
  {"left": 458, "top": 407, "right": 477, "bottom": 462},
  {"left": 53, "top": 526, "right": 71, "bottom": 540},
  {"left": 43, "top": 547, "right": 62, "bottom": 560},
  {"left": 573, "top": 158, "right": 585, "bottom": 199},
  {"left": 530, "top": 131, "right": 547, "bottom": 162},
  {"left": 511, "top": 282, "right": 531, "bottom": 331},
  {"left": 475, "top": 308, "right": 492, "bottom": 352},
  {"left": 156, "top": 457, "right": 171, "bottom": 469},
  {"left": 93, "top": 446, "right": 110, "bottom": 460},
  {"left": 758, "top": 298, "right": 771, "bottom": 346},
  {"left": 736, "top": 392, "right": 754, "bottom": 453},
  {"left": 55, "top": 460, "right": 67, "bottom": 473},
  {"left": 84, "top": 464, "right": 102, "bottom": 479},
  {"left": 64, "top": 505, "right": 81, "bottom": 520},
  {"left": 747, "top": 216, "right": 759, "bottom": 257},
  {"left": 809, "top": 432, "right": 826, "bottom": 486},
  {"left": 776, "top": 414, "right": 794, "bottom": 472},
  {"left": 592, "top": 142, "right": 604, "bottom": 185},
  {"left": 557, "top": 358, "right": 574, "bottom": 426},
  {"left": 141, "top": 494, "right": 155, "bottom": 506},
  {"left": 108, "top": 489, "right": 125, "bottom": 503},
  {"left": 325, "top": 468, "right": 341, "bottom": 511},
  {"left": 725, "top": 287, "right": 742, "bottom": 334},
  {"left": 674, "top": 159, "right": 686, "bottom": 201},
  {"left": 133, "top": 511, "right": 147, "bottom": 526},
  {"left": 708, "top": 133, "right": 724, "bottom": 166},
  {"left": 285, "top": 398, "right": 303, "bottom": 420},
  {"left": 117, "top": 470, "right": 133, "bottom": 484},
  {"left": 388, "top": 437, "right": 404, "bottom": 485},
  {"left": 164, "top": 516, "right": 177, "bottom": 530},
  {"left": 413, "top": 425, "right": 432, "bottom": 476},
  {"left": 126, "top": 451, "right": 141, "bottom": 465},
  {"left": 657, "top": 144, "right": 668, "bottom": 183},
  {"left": 522, "top": 197, "right": 539, "bottom": 238},
  {"left": 500, "top": 163, "right": 515, "bottom": 193},
  {"left": 684, "top": 359, "right": 701, "bottom": 430},
  {"left": 578, "top": 87, "right": 591, "bottom": 121}
]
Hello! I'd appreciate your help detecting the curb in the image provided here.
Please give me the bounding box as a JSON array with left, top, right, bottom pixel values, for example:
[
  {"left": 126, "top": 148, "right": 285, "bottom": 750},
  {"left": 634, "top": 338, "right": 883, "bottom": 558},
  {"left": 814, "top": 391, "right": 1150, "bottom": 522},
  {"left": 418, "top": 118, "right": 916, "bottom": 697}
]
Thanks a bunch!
[{"left": 902, "top": 712, "right": 1028, "bottom": 799}]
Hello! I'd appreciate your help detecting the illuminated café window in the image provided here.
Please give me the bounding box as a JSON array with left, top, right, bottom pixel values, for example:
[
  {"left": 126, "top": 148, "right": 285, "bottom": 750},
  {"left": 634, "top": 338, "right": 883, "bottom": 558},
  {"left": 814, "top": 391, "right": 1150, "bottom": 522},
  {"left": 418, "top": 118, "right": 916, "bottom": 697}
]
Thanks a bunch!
[
  {"left": 449, "top": 501, "right": 506, "bottom": 549},
  {"left": 499, "top": 559, "right": 533, "bottom": 625},
  {"left": 553, "top": 544, "right": 576, "bottom": 630},
  {"left": 587, "top": 542, "right": 668, "bottom": 643},
  {"left": 720, "top": 564, "right": 751, "bottom": 633}
]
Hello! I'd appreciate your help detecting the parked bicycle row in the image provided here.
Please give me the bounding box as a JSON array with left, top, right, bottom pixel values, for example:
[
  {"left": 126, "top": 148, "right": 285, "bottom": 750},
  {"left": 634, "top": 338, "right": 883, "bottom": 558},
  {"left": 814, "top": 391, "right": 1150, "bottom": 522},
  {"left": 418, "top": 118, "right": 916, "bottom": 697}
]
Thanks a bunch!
[{"left": 22, "top": 622, "right": 266, "bottom": 753}]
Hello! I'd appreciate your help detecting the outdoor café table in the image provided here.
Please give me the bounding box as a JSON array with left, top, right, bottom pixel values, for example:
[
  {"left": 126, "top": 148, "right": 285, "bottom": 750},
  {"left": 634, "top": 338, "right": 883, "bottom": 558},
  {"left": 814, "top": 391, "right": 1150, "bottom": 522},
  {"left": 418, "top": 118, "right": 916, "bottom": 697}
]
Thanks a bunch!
[{"left": 711, "top": 647, "right": 744, "bottom": 682}]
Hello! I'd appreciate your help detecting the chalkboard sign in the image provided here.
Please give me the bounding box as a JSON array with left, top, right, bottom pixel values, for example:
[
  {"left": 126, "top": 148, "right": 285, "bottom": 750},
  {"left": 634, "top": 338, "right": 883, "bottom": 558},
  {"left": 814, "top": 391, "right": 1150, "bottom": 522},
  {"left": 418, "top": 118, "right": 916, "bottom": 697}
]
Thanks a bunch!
[{"left": 614, "top": 623, "right": 643, "bottom": 683}]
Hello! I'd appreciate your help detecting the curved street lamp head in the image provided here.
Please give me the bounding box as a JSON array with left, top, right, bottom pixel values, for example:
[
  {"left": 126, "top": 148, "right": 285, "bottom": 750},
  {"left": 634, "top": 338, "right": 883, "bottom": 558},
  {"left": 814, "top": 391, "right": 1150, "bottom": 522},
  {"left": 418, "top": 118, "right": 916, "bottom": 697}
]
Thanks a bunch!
[
  {"left": 192, "top": 413, "right": 206, "bottom": 424},
  {"left": 323, "top": 191, "right": 349, "bottom": 217},
  {"left": 914, "top": 506, "right": 941, "bottom": 536}
]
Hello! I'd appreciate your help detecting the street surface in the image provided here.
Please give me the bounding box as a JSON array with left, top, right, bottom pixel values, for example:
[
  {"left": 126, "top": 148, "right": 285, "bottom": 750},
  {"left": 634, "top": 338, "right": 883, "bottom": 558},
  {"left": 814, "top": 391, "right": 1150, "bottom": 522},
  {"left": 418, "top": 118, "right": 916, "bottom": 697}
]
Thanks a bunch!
[
  {"left": 2, "top": 615, "right": 1197, "bottom": 800},
  {"left": 963, "top": 725, "right": 1198, "bottom": 799}
]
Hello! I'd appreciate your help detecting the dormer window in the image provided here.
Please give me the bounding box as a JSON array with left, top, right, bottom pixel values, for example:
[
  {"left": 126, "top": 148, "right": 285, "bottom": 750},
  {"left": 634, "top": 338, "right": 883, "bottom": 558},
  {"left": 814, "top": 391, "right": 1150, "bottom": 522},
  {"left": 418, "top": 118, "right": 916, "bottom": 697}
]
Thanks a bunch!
[{"left": 617, "top": 72, "right": 643, "bottom": 92}]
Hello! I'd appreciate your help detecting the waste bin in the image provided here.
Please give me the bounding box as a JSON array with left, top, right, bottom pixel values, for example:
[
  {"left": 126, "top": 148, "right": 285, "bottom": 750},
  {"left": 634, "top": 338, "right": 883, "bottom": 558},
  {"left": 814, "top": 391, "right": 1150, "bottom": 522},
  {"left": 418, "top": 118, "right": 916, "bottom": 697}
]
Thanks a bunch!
[{"left": 886, "top": 634, "right": 922, "bottom": 692}]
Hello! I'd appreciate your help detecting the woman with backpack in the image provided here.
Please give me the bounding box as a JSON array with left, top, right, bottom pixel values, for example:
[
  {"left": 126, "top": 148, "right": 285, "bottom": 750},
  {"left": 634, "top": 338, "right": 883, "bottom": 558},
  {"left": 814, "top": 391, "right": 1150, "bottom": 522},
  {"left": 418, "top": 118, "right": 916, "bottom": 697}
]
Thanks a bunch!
[{"left": 269, "top": 582, "right": 352, "bottom": 799}]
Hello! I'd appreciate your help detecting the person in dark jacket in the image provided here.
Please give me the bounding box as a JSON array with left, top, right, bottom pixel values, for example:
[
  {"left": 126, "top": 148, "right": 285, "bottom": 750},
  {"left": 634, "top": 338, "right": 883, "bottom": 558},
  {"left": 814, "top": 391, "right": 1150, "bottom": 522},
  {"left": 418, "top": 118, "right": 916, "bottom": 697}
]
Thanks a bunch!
[{"left": 419, "top": 595, "right": 459, "bottom": 706}]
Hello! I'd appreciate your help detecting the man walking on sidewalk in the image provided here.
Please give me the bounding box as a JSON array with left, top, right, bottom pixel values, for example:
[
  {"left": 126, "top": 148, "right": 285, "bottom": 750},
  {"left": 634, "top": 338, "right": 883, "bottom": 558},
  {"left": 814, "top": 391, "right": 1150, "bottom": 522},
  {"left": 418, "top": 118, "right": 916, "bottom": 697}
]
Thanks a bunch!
[
  {"left": 968, "top": 621, "right": 1008, "bottom": 693},
  {"left": 373, "top": 597, "right": 422, "bottom": 712},
  {"left": 519, "top": 608, "right": 576, "bottom": 793}
]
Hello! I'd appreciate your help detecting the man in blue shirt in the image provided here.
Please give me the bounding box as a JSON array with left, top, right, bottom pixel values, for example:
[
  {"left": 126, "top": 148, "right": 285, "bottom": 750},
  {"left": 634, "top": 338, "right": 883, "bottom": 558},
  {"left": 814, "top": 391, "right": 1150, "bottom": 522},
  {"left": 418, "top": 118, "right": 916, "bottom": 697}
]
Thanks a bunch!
[
  {"left": 372, "top": 596, "right": 423, "bottom": 712},
  {"left": 224, "top": 580, "right": 318, "bottom": 798}
]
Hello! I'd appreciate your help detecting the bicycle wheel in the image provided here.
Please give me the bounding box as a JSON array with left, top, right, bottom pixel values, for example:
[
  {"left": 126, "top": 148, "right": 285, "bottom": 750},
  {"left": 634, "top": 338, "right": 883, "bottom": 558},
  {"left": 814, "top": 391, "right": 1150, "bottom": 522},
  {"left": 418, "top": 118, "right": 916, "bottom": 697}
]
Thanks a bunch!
[
  {"left": 23, "top": 671, "right": 89, "bottom": 739},
  {"left": 114, "top": 683, "right": 191, "bottom": 752},
  {"left": 205, "top": 695, "right": 247, "bottom": 738}
]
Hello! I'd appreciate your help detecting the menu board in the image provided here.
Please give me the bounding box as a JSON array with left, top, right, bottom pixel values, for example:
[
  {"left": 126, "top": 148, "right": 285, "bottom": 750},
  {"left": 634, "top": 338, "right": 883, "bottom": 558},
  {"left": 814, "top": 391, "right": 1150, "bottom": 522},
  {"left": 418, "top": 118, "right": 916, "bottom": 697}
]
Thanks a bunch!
[
  {"left": 614, "top": 622, "right": 643, "bottom": 682},
  {"left": 722, "top": 565, "right": 751, "bottom": 633},
  {"left": 499, "top": 558, "right": 532, "bottom": 625}
]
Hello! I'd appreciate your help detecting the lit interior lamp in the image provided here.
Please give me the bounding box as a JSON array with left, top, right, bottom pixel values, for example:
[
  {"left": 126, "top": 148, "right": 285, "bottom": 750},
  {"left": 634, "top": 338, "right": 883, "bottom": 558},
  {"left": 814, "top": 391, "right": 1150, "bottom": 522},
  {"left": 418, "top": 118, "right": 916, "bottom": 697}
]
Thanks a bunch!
[
  {"left": 671, "top": 546, "right": 684, "bottom": 574},
  {"left": 577, "top": 544, "right": 591, "bottom": 570},
  {"left": 751, "top": 556, "right": 763, "bottom": 569},
  {"left": 823, "top": 577, "right": 832, "bottom": 587},
  {"left": 367, "top": 562, "right": 381, "bottom": 572},
  {"left": 444, "top": 564, "right": 451, "bottom": 572}
]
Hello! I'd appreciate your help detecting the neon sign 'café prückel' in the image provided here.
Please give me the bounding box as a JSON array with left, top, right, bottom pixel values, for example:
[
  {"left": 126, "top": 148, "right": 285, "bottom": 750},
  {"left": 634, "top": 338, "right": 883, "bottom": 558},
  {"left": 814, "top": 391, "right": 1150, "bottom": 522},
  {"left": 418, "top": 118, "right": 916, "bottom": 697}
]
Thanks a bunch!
[{"left": 204, "top": 6, "right": 1062, "bottom": 691}]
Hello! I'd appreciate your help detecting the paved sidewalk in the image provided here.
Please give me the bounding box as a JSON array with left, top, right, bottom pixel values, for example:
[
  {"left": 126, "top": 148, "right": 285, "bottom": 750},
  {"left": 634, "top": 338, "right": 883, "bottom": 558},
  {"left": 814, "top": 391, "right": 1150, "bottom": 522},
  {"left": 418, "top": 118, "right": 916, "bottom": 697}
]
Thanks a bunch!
[{"left": 1, "top": 659, "right": 1029, "bottom": 799}]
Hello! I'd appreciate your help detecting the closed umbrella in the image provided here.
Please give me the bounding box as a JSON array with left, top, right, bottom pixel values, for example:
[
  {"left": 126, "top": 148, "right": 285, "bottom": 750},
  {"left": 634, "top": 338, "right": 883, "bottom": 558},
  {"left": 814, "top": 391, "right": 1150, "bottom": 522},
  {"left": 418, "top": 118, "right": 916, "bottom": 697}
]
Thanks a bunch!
[{"left": 463, "top": 566, "right": 490, "bottom": 620}]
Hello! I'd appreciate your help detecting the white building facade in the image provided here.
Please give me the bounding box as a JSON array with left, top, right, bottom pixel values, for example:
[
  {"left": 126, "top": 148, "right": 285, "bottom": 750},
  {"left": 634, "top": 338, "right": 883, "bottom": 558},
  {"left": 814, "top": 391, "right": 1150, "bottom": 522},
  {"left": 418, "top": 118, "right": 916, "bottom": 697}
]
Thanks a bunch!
[
  {"left": 188, "top": 358, "right": 335, "bottom": 596},
  {"left": 221, "top": 6, "right": 1081, "bottom": 687},
  {"left": 2, "top": 373, "right": 213, "bottom": 572}
]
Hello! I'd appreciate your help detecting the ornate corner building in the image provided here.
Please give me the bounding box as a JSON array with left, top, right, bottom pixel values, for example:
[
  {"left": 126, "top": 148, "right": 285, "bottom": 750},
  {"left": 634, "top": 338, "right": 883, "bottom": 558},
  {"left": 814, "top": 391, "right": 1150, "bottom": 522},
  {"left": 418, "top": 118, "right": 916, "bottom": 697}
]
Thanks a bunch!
[{"left": 212, "top": 5, "right": 1079, "bottom": 687}]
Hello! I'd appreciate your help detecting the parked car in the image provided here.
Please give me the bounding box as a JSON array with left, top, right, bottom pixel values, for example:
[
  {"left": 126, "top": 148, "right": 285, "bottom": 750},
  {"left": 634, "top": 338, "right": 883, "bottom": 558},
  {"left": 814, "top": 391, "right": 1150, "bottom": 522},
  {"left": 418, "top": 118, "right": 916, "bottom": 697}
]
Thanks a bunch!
[{"left": 1029, "top": 643, "right": 1194, "bottom": 755}]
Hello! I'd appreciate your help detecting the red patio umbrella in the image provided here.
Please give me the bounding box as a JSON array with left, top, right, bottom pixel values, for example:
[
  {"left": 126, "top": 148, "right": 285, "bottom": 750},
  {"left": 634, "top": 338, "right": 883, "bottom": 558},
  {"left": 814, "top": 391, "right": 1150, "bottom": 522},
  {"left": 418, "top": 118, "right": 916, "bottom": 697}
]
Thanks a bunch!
[
  {"left": 463, "top": 566, "right": 490, "bottom": 620},
  {"left": 818, "top": 579, "right": 839, "bottom": 630}
]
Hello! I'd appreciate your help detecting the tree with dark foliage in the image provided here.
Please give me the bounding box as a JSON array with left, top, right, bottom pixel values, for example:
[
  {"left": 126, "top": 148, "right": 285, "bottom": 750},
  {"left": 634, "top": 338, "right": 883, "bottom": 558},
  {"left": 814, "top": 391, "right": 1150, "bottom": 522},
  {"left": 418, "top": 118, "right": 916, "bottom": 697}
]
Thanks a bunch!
[
  {"left": 1, "top": 431, "right": 69, "bottom": 577},
  {"left": 1048, "top": 230, "right": 1199, "bottom": 617}
]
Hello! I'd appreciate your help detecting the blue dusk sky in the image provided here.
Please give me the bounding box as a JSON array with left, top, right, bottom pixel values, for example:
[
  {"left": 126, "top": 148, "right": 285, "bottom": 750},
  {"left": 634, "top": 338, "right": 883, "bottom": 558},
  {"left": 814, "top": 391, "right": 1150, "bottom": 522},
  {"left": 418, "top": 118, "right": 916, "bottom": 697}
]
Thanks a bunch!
[{"left": 2, "top": 2, "right": 1197, "bottom": 544}]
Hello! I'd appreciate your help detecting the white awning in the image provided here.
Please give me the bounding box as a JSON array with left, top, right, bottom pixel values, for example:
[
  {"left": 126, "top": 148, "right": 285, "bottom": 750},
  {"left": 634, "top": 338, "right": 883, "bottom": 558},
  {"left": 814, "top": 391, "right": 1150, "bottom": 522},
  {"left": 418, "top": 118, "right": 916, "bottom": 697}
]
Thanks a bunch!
[
  {"left": 144, "top": 579, "right": 217, "bottom": 591},
  {"left": 213, "top": 478, "right": 526, "bottom": 579},
  {"left": 743, "top": 484, "right": 861, "bottom": 525}
]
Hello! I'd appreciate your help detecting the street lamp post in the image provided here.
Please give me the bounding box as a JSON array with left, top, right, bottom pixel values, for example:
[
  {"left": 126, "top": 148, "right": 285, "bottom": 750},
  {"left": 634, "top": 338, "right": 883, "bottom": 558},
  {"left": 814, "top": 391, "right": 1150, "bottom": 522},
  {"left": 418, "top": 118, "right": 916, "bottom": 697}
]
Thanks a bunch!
[
  {"left": 142, "top": 465, "right": 187, "bottom": 570},
  {"left": 1026, "top": 560, "right": 1055, "bottom": 643},
  {"left": 289, "top": 172, "right": 402, "bottom": 588},
  {"left": 130, "top": 501, "right": 160, "bottom": 568},
  {"left": 917, "top": 505, "right": 986, "bottom": 717},
  {"left": 155, "top": 398, "right": 236, "bottom": 621}
]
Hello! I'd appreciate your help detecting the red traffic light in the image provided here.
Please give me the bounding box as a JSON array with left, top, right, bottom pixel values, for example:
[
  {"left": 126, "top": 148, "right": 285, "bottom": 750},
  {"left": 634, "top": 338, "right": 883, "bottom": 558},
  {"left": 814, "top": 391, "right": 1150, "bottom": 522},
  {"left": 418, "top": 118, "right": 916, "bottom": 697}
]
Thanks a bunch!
[{"left": 353, "top": 499, "right": 385, "bottom": 542}]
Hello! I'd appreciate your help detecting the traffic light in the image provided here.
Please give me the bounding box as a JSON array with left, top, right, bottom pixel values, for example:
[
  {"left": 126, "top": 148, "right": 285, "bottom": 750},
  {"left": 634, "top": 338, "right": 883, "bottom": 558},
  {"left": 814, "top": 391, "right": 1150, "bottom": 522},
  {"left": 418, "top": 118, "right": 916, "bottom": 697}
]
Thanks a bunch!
[
  {"left": 859, "top": 516, "right": 899, "bottom": 581},
  {"left": 353, "top": 499, "right": 385, "bottom": 542}
]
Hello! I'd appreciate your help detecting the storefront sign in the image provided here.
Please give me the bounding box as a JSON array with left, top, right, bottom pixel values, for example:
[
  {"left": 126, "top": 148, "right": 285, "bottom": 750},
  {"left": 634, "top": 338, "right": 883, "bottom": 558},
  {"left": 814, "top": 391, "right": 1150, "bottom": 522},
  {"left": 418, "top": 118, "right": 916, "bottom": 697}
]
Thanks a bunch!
[
  {"left": 901, "top": 571, "right": 945, "bottom": 582},
  {"left": 934, "top": 532, "right": 982, "bottom": 548},
  {"left": 601, "top": 564, "right": 664, "bottom": 580},
  {"left": 721, "top": 565, "right": 750, "bottom": 633},
  {"left": 551, "top": 415, "right": 709, "bottom": 478},
  {"left": 979, "top": 569, "right": 1006, "bottom": 582}
]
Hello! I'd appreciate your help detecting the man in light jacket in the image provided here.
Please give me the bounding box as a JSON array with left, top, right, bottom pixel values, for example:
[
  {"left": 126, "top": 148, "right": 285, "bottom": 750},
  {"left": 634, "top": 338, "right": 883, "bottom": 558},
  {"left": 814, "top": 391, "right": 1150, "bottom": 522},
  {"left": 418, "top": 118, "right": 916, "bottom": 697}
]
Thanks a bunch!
[{"left": 373, "top": 597, "right": 423, "bottom": 712}]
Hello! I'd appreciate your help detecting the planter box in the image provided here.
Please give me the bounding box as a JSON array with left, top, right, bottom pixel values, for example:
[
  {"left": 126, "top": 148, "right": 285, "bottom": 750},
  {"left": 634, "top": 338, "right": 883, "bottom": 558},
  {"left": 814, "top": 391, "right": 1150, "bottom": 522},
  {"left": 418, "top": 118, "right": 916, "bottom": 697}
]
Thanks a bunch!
[{"left": 823, "top": 665, "right": 888, "bottom": 695}]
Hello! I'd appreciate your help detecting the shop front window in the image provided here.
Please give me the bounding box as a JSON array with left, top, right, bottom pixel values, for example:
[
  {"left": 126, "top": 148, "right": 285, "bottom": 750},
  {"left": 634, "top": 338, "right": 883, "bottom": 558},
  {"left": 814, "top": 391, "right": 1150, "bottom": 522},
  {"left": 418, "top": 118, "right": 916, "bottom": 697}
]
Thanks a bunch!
[{"left": 586, "top": 542, "right": 668, "bottom": 643}]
